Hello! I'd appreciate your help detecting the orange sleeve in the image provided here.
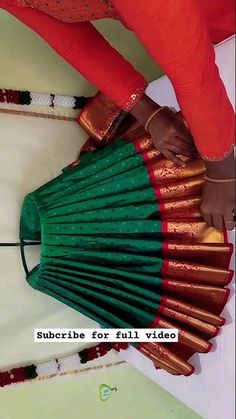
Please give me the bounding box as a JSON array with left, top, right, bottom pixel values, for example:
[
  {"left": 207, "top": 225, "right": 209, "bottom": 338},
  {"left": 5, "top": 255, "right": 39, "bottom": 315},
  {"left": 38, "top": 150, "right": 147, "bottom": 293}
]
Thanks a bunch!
[
  {"left": 112, "top": 0, "right": 235, "bottom": 160},
  {"left": 0, "top": 3, "right": 147, "bottom": 111}
]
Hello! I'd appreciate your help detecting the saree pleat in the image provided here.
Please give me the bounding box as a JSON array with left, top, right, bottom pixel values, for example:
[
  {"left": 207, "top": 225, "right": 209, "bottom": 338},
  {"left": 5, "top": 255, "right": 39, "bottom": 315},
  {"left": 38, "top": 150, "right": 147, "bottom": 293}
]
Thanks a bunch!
[
  {"left": 20, "top": 135, "right": 233, "bottom": 376},
  {"left": 162, "top": 242, "right": 233, "bottom": 269},
  {"left": 139, "top": 343, "right": 194, "bottom": 376}
]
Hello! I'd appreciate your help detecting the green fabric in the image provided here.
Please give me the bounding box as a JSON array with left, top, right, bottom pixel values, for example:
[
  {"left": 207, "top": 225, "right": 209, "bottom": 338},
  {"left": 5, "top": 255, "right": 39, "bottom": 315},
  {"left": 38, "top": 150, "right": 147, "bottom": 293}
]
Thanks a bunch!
[{"left": 20, "top": 139, "right": 165, "bottom": 333}]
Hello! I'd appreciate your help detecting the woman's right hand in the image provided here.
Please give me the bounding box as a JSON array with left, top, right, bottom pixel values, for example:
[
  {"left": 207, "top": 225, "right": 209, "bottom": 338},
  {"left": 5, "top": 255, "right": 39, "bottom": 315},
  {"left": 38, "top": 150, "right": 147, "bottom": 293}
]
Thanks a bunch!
[
  {"left": 147, "top": 107, "right": 198, "bottom": 166},
  {"left": 130, "top": 94, "right": 198, "bottom": 166}
]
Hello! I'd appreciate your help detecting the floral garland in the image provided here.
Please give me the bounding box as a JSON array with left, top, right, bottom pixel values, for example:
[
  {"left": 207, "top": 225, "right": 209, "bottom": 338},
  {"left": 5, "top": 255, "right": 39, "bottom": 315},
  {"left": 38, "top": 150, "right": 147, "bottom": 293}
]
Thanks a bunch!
[
  {"left": 0, "top": 343, "right": 128, "bottom": 388},
  {"left": 0, "top": 88, "right": 91, "bottom": 110}
]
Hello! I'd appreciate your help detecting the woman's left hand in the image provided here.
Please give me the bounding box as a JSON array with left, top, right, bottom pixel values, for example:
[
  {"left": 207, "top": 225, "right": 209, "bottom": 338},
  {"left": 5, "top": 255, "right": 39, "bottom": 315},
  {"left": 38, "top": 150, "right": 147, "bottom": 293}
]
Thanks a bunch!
[
  {"left": 201, "top": 151, "right": 235, "bottom": 231},
  {"left": 201, "top": 181, "right": 235, "bottom": 231}
]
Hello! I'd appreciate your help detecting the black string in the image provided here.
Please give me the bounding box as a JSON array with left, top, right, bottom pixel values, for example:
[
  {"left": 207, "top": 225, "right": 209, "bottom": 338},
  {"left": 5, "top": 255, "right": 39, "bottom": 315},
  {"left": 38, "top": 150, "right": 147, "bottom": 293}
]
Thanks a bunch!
[
  {"left": 0, "top": 240, "right": 41, "bottom": 276},
  {"left": 20, "top": 239, "right": 29, "bottom": 276},
  {"left": 0, "top": 243, "right": 21, "bottom": 247},
  {"left": 0, "top": 241, "right": 41, "bottom": 247}
]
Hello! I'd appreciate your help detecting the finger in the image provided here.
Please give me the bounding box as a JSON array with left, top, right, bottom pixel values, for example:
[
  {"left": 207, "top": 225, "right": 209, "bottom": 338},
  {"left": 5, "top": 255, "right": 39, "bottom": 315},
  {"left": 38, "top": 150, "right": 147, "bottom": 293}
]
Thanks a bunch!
[
  {"left": 176, "top": 154, "right": 198, "bottom": 164},
  {"left": 202, "top": 212, "right": 213, "bottom": 227},
  {"left": 176, "top": 136, "right": 197, "bottom": 150},
  {"left": 166, "top": 143, "right": 197, "bottom": 157},
  {"left": 233, "top": 209, "right": 236, "bottom": 222},
  {"left": 163, "top": 149, "right": 185, "bottom": 167},
  {"left": 224, "top": 220, "right": 235, "bottom": 230},
  {"left": 224, "top": 209, "right": 235, "bottom": 230},
  {"left": 170, "top": 136, "right": 197, "bottom": 151},
  {"left": 175, "top": 124, "right": 195, "bottom": 145},
  {"left": 166, "top": 110, "right": 195, "bottom": 146},
  {"left": 212, "top": 214, "right": 224, "bottom": 231},
  {"left": 178, "top": 132, "right": 195, "bottom": 146}
]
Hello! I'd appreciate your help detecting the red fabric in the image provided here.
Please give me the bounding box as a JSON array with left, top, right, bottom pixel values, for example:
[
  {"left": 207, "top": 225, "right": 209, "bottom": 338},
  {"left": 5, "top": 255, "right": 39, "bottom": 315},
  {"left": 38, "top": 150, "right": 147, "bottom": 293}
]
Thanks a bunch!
[
  {"left": 201, "top": 0, "right": 235, "bottom": 43},
  {"left": 0, "top": 2, "right": 147, "bottom": 110},
  {"left": 11, "top": 0, "right": 118, "bottom": 22},
  {"left": 0, "top": 0, "right": 235, "bottom": 159},
  {"left": 112, "top": 0, "right": 235, "bottom": 159}
]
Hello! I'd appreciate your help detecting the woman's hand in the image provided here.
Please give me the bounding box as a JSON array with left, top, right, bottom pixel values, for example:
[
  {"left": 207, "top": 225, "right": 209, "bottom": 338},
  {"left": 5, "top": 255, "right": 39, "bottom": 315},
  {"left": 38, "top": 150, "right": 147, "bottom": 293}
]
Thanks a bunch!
[
  {"left": 130, "top": 94, "right": 198, "bottom": 166},
  {"left": 201, "top": 152, "right": 235, "bottom": 231},
  {"left": 201, "top": 181, "right": 235, "bottom": 230},
  {"left": 147, "top": 107, "right": 198, "bottom": 166}
]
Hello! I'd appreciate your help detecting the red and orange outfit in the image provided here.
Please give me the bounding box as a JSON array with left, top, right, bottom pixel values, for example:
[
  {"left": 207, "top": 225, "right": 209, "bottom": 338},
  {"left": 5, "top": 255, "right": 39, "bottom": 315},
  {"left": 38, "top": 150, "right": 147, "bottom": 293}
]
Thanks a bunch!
[{"left": 0, "top": 0, "right": 235, "bottom": 160}]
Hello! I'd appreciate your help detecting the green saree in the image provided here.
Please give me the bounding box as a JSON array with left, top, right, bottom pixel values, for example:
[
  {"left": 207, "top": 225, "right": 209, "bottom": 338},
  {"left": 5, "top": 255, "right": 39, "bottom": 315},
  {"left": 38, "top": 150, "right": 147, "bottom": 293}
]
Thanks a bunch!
[{"left": 19, "top": 99, "right": 234, "bottom": 377}]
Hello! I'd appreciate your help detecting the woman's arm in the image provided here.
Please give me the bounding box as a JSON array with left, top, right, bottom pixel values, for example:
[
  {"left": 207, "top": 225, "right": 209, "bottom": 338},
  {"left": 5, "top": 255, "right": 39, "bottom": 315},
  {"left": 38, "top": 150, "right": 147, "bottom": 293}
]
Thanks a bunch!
[
  {"left": 112, "top": 0, "right": 235, "bottom": 161},
  {"left": 0, "top": 3, "right": 147, "bottom": 110},
  {"left": 1, "top": 3, "right": 196, "bottom": 164},
  {"left": 112, "top": 0, "right": 235, "bottom": 230}
]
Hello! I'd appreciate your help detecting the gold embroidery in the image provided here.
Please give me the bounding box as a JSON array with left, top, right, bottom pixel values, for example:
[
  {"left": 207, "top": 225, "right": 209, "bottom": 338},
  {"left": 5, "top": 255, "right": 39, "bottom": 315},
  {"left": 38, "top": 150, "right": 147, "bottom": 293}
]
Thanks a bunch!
[
  {"left": 161, "top": 197, "right": 201, "bottom": 219},
  {"left": 140, "top": 343, "right": 194, "bottom": 376},
  {"left": 202, "top": 143, "right": 235, "bottom": 161},
  {"left": 132, "top": 135, "right": 153, "bottom": 151},
  {"left": 165, "top": 220, "right": 224, "bottom": 243},
  {"left": 163, "top": 242, "right": 232, "bottom": 269},
  {"left": 164, "top": 297, "right": 224, "bottom": 326},
  {"left": 158, "top": 176, "right": 204, "bottom": 200},
  {"left": 162, "top": 280, "right": 228, "bottom": 317},
  {"left": 164, "top": 259, "right": 231, "bottom": 286},
  {"left": 157, "top": 316, "right": 210, "bottom": 353},
  {"left": 150, "top": 159, "right": 206, "bottom": 186},
  {"left": 158, "top": 305, "right": 218, "bottom": 337},
  {"left": 20, "top": 0, "right": 118, "bottom": 22},
  {"left": 122, "top": 83, "right": 148, "bottom": 111}
]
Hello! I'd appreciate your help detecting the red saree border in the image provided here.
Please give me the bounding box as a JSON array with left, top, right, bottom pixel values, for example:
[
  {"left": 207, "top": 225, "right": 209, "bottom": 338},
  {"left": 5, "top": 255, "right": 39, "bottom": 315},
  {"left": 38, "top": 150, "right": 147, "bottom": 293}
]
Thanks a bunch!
[{"left": 159, "top": 292, "right": 229, "bottom": 327}]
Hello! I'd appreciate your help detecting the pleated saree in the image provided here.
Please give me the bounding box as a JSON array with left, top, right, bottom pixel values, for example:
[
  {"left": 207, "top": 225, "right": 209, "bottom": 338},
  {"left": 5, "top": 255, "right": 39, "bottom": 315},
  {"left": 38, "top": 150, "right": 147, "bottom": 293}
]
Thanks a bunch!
[{"left": 20, "top": 94, "right": 234, "bottom": 377}]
